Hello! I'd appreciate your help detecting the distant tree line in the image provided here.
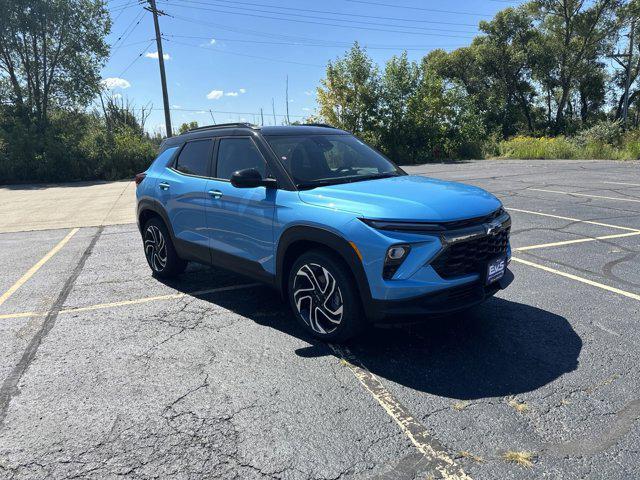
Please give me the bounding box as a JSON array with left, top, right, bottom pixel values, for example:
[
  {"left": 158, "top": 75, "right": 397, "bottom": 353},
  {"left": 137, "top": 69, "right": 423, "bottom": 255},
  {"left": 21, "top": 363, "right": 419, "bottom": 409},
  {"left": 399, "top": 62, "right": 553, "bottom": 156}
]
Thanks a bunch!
[
  {"left": 0, "top": 0, "right": 158, "bottom": 183},
  {"left": 3, "top": 0, "right": 640, "bottom": 184},
  {"left": 316, "top": 0, "right": 640, "bottom": 161}
]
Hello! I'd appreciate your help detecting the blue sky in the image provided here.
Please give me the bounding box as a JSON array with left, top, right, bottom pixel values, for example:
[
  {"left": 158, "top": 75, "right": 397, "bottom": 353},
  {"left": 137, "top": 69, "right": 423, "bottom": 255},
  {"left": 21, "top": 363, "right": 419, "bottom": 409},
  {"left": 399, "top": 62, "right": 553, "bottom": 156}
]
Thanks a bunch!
[{"left": 101, "top": 0, "right": 520, "bottom": 135}]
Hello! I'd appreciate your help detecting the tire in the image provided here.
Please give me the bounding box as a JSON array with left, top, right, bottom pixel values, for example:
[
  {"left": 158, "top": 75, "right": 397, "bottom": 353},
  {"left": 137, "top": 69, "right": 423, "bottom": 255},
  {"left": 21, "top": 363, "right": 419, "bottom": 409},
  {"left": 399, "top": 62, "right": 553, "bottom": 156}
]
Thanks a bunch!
[
  {"left": 142, "top": 217, "right": 187, "bottom": 278},
  {"left": 288, "top": 249, "right": 366, "bottom": 343}
]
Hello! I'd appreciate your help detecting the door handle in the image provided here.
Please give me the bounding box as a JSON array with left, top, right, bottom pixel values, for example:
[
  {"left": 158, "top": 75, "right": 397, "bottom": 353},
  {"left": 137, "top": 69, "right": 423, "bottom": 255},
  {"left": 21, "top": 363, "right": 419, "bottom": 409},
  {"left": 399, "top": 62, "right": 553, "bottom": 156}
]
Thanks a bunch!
[
  {"left": 158, "top": 182, "right": 170, "bottom": 191},
  {"left": 208, "top": 189, "right": 223, "bottom": 199}
]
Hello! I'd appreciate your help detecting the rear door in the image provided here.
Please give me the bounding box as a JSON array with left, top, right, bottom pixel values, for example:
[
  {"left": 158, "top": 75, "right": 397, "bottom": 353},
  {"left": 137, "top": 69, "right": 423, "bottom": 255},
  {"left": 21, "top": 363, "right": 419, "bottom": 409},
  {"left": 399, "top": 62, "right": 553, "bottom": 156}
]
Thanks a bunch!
[
  {"left": 155, "top": 138, "right": 214, "bottom": 263},
  {"left": 204, "top": 136, "right": 276, "bottom": 276}
]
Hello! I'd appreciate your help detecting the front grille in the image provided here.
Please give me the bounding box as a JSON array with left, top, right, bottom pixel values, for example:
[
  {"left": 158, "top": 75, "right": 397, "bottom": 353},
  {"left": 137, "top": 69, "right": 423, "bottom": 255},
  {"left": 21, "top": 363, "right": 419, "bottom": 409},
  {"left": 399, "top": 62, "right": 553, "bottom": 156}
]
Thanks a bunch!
[{"left": 431, "top": 227, "right": 510, "bottom": 279}]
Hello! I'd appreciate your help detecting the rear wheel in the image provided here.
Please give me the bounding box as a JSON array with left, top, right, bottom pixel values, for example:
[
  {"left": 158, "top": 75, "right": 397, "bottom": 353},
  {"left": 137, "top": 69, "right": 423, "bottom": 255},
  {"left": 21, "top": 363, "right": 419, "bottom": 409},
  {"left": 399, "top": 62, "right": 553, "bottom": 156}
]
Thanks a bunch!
[
  {"left": 143, "top": 217, "right": 187, "bottom": 278},
  {"left": 288, "top": 250, "right": 365, "bottom": 343}
]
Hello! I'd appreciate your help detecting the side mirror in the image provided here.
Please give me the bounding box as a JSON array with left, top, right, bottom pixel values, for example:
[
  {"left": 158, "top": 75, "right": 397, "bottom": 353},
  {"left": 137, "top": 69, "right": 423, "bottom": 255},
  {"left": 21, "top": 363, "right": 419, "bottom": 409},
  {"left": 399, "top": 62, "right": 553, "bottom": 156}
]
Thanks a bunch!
[{"left": 230, "top": 168, "right": 277, "bottom": 188}]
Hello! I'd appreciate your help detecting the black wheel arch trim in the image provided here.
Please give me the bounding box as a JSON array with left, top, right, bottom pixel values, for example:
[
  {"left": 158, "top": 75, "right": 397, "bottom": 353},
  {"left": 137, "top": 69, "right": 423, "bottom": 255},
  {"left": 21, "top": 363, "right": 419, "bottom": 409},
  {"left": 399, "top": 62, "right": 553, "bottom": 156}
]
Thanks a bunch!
[
  {"left": 275, "top": 225, "right": 378, "bottom": 320},
  {"left": 137, "top": 198, "right": 176, "bottom": 239}
]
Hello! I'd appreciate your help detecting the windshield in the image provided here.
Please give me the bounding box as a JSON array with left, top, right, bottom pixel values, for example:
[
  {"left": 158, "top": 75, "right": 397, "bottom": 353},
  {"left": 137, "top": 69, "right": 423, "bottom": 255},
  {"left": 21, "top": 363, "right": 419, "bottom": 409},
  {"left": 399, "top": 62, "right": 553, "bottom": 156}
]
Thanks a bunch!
[{"left": 265, "top": 134, "right": 403, "bottom": 189}]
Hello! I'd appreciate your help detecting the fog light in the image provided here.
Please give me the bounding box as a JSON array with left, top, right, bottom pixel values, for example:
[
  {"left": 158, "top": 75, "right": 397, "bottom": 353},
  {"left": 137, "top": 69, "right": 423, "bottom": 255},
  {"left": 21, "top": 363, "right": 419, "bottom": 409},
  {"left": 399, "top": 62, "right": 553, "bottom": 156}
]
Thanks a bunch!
[
  {"left": 387, "top": 246, "right": 408, "bottom": 260},
  {"left": 383, "top": 244, "right": 410, "bottom": 280}
]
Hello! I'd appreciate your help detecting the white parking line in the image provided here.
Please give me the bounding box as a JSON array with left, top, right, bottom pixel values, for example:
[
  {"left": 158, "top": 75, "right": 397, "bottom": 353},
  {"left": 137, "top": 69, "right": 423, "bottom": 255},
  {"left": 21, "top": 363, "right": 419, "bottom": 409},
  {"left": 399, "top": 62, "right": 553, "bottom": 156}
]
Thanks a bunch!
[
  {"left": 507, "top": 207, "right": 640, "bottom": 232},
  {"left": 512, "top": 257, "right": 640, "bottom": 301},
  {"left": 529, "top": 188, "right": 640, "bottom": 204},
  {"left": 604, "top": 181, "right": 640, "bottom": 187},
  {"left": 0, "top": 228, "right": 79, "bottom": 308},
  {"left": 330, "top": 344, "right": 471, "bottom": 480},
  {"left": 514, "top": 231, "right": 640, "bottom": 252}
]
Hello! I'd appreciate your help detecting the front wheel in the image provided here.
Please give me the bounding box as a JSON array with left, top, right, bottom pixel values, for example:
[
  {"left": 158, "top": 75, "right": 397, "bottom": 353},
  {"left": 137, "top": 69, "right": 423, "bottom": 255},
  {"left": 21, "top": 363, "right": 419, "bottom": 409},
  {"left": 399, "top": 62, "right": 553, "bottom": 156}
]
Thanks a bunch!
[
  {"left": 143, "top": 217, "right": 187, "bottom": 278},
  {"left": 288, "top": 250, "right": 365, "bottom": 343}
]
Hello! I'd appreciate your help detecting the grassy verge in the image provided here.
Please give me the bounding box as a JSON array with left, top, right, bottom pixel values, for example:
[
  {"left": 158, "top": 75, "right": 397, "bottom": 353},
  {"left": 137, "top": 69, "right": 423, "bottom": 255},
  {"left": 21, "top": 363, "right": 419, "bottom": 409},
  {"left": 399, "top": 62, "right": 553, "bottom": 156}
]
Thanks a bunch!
[{"left": 498, "top": 135, "right": 640, "bottom": 160}]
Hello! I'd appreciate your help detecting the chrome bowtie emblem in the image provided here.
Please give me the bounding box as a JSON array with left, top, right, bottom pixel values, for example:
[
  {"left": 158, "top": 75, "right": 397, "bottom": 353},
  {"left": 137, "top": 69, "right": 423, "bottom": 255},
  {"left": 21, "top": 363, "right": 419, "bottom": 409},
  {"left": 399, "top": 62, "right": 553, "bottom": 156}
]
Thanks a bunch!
[{"left": 484, "top": 219, "right": 502, "bottom": 235}]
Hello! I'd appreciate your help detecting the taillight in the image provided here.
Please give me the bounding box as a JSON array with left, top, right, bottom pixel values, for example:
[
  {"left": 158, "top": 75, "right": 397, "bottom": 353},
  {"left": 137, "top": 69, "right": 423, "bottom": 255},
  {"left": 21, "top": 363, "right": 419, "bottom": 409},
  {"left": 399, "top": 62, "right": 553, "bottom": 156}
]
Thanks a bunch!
[{"left": 134, "top": 173, "right": 146, "bottom": 186}]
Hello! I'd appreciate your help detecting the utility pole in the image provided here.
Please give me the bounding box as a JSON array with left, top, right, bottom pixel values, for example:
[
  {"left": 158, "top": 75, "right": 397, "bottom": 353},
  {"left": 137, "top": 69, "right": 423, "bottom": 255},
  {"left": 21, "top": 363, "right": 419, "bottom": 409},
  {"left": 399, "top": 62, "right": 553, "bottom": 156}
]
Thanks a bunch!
[
  {"left": 146, "top": 0, "right": 172, "bottom": 137},
  {"left": 285, "top": 75, "right": 291, "bottom": 125},
  {"left": 260, "top": 108, "right": 264, "bottom": 126},
  {"left": 272, "top": 98, "right": 276, "bottom": 125},
  {"left": 611, "top": 17, "right": 636, "bottom": 129},
  {"left": 209, "top": 109, "right": 216, "bottom": 125},
  {"left": 623, "top": 18, "right": 636, "bottom": 129}
]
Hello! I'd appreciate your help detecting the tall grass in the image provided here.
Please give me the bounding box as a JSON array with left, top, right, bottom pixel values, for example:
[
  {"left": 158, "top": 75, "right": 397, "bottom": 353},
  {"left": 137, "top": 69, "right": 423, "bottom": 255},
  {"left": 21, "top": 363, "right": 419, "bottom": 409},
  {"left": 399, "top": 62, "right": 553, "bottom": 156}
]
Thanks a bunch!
[{"left": 498, "top": 131, "right": 640, "bottom": 160}]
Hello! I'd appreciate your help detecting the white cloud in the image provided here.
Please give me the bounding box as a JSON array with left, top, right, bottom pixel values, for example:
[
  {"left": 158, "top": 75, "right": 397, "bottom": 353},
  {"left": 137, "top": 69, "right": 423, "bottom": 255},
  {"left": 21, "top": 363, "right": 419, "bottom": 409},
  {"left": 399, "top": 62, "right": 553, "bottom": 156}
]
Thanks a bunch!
[
  {"left": 206, "top": 90, "right": 224, "bottom": 100},
  {"left": 101, "top": 77, "right": 130, "bottom": 89},
  {"left": 112, "top": 93, "right": 123, "bottom": 99},
  {"left": 145, "top": 51, "right": 171, "bottom": 60},
  {"left": 289, "top": 99, "right": 294, "bottom": 103},
  {"left": 210, "top": 38, "right": 216, "bottom": 45},
  {"left": 302, "top": 107, "right": 311, "bottom": 112},
  {"left": 171, "top": 104, "right": 182, "bottom": 109},
  {"left": 225, "top": 91, "right": 239, "bottom": 97},
  {"left": 239, "top": 88, "right": 246, "bottom": 94},
  {"left": 304, "top": 90, "right": 314, "bottom": 96}
]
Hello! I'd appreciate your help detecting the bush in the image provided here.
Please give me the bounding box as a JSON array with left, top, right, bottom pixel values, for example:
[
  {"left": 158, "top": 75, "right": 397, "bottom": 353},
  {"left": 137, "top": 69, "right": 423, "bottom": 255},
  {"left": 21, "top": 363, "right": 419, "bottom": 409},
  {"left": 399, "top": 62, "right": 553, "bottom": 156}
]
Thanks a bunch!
[
  {"left": 574, "top": 120, "right": 623, "bottom": 147},
  {"left": 0, "top": 107, "right": 157, "bottom": 184},
  {"left": 498, "top": 136, "right": 579, "bottom": 159}
]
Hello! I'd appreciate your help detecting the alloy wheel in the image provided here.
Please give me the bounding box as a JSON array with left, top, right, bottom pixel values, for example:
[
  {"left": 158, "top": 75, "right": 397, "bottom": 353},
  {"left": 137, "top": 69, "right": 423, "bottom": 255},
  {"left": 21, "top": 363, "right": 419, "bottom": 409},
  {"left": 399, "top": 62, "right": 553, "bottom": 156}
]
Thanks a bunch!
[
  {"left": 144, "top": 225, "right": 168, "bottom": 272},
  {"left": 293, "top": 263, "right": 344, "bottom": 334}
]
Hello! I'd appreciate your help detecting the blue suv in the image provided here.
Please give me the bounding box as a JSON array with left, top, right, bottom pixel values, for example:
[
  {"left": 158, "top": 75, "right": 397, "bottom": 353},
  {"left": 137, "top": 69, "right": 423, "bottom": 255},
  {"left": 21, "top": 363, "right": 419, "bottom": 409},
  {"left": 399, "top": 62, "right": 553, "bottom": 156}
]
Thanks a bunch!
[{"left": 136, "top": 123, "right": 513, "bottom": 342}]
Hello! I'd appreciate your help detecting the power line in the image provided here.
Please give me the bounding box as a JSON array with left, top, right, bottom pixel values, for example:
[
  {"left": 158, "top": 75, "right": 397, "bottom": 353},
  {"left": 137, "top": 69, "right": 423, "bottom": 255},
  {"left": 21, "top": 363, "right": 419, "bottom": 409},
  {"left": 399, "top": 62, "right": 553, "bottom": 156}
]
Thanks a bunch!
[
  {"left": 161, "top": 0, "right": 479, "bottom": 32},
  {"left": 154, "top": 106, "right": 307, "bottom": 118},
  {"left": 345, "top": 0, "right": 494, "bottom": 17},
  {"left": 162, "top": 6, "right": 477, "bottom": 39},
  {"left": 117, "top": 40, "right": 155, "bottom": 76},
  {"left": 163, "top": 34, "right": 464, "bottom": 51},
  {"left": 110, "top": 9, "right": 146, "bottom": 55},
  {"left": 163, "top": 37, "right": 324, "bottom": 67}
]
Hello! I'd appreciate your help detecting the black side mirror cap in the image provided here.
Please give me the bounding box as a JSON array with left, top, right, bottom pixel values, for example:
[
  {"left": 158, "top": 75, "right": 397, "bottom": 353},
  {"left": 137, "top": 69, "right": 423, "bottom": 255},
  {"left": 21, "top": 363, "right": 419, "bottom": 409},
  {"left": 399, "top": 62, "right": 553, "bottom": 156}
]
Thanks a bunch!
[{"left": 230, "top": 168, "right": 277, "bottom": 188}]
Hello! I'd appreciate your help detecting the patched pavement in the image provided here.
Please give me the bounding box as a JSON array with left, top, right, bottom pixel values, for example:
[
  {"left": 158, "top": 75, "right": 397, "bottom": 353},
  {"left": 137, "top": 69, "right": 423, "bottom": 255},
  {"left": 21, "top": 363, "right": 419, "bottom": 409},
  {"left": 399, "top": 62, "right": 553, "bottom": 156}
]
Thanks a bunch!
[{"left": 1, "top": 159, "right": 639, "bottom": 479}]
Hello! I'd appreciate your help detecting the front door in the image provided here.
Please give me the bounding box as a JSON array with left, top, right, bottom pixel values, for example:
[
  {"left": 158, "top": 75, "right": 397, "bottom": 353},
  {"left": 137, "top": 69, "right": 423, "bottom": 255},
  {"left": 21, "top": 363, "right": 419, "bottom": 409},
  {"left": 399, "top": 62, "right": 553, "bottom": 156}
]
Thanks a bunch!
[{"left": 205, "top": 137, "right": 276, "bottom": 278}]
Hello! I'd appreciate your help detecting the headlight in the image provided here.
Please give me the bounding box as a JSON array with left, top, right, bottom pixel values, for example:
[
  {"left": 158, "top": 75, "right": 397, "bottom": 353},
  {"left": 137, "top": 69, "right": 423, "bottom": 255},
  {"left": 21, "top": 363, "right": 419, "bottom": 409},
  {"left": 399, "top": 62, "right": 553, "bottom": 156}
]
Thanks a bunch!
[
  {"left": 383, "top": 244, "right": 411, "bottom": 280},
  {"left": 360, "top": 218, "right": 445, "bottom": 233}
]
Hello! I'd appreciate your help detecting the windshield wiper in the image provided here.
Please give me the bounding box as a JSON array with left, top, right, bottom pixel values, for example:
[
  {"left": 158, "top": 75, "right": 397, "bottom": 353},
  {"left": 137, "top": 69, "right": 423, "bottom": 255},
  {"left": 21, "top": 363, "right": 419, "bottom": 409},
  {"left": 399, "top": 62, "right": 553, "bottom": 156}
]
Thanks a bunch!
[
  {"left": 348, "top": 172, "right": 401, "bottom": 183},
  {"left": 296, "top": 172, "right": 401, "bottom": 190}
]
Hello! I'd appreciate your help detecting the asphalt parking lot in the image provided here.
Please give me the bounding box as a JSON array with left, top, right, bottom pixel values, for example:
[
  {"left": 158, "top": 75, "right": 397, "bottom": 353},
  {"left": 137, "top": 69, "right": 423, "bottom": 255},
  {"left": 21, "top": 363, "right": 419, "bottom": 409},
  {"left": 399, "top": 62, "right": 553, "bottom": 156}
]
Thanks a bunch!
[{"left": 1, "top": 159, "right": 639, "bottom": 479}]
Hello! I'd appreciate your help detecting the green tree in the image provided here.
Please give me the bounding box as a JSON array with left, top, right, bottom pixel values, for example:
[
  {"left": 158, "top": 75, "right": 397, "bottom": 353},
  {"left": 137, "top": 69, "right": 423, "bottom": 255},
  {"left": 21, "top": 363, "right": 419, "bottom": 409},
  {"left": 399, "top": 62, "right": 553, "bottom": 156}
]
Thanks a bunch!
[
  {"left": 317, "top": 42, "right": 380, "bottom": 142},
  {"left": 530, "top": 0, "right": 622, "bottom": 131},
  {"left": 178, "top": 121, "right": 199, "bottom": 134},
  {"left": 378, "top": 52, "right": 420, "bottom": 162},
  {"left": 0, "top": 0, "right": 110, "bottom": 129}
]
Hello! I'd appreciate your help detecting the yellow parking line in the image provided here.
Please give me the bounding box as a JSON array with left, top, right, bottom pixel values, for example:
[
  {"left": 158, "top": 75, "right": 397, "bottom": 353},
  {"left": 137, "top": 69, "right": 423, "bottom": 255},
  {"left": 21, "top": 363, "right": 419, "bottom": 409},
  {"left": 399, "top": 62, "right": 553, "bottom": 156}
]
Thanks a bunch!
[
  {"left": 512, "top": 257, "right": 640, "bottom": 301},
  {"left": 514, "top": 231, "right": 640, "bottom": 252},
  {"left": 529, "top": 188, "right": 640, "bottom": 204},
  {"left": 507, "top": 207, "right": 640, "bottom": 232},
  {"left": 0, "top": 283, "right": 261, "bottom": 320},
  {"left": 330, "top": 344, "right": 471, "bottom": 480},
  {"left": 0, "top": 228, "right": 79, "bottom": 308}
]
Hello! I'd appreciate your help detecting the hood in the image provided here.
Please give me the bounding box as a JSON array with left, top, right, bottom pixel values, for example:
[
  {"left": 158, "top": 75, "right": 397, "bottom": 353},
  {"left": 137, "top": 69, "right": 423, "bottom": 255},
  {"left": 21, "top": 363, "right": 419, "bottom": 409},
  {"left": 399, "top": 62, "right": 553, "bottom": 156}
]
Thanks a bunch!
[{"left": 298, "top": 175, "right": 501, "bottom": 221}]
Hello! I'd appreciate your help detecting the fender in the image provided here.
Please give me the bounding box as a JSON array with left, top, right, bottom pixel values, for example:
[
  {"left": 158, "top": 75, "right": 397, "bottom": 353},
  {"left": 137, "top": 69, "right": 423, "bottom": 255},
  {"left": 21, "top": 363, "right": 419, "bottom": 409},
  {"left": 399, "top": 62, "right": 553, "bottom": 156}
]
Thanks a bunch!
[
  {"left": 275, "top": 225, "right": 379, "bottom": 321},
  {"left": 136, "top": 198, "right": 175, "bottom": 239}
]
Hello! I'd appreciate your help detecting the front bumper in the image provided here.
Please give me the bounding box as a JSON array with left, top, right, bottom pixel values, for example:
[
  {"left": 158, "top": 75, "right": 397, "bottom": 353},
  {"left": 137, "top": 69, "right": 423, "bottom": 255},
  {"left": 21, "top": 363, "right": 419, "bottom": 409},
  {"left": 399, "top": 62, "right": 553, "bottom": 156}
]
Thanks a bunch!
[{"left": 369, "top": 268, "right": 514, "bottom": 323}]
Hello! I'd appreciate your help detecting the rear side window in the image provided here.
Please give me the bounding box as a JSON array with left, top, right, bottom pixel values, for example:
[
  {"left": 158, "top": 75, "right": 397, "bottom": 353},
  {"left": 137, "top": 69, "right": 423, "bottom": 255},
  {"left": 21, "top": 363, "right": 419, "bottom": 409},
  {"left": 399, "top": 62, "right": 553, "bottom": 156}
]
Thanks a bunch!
[
  {"left": 216, "top": 138, "right": 267, "bottom": 180},
  {"left": 174, "top": 139, "right": 212, "bottom": 176}
]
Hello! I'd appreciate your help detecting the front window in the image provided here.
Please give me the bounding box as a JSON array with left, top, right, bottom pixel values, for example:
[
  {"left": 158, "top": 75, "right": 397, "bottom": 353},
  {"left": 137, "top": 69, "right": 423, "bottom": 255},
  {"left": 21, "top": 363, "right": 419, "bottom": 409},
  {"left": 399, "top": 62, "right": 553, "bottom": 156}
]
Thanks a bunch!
[{"left": 265, "top": 134, "right": 403, "bottom": 189}]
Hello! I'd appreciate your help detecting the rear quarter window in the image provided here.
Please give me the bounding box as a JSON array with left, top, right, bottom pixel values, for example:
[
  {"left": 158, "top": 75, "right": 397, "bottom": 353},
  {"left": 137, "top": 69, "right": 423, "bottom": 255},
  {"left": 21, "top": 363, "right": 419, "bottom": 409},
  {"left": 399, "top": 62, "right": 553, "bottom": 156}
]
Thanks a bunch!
[{"left": 174, "top": 139, "right": 213, "bottom": 177}]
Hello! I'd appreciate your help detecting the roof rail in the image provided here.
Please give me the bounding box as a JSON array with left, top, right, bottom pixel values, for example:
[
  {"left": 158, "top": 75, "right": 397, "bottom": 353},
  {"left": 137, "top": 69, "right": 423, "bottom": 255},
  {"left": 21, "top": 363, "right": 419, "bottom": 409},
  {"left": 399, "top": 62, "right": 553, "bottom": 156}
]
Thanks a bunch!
[
  {"left": 303, "top": 123, "right": 337, "bottom": 129},
  {"left": 186, "top": 122, "right": 258, "bottom": 133}
]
